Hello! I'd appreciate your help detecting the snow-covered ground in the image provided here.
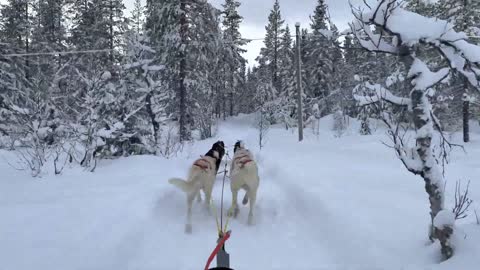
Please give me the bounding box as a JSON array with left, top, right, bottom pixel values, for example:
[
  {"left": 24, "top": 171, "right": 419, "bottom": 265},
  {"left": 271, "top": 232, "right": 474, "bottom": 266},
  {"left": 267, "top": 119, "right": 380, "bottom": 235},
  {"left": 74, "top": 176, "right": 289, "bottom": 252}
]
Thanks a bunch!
[{"left": 1, "top": 114, "right": 479, "bottom": 270}]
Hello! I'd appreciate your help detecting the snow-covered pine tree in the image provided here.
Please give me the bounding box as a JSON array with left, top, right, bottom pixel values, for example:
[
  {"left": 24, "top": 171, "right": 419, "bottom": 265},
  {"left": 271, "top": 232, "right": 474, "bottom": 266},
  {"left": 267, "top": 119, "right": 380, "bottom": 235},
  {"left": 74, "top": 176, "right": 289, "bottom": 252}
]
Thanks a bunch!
[
  {"left": 29, "top": 0, "right": 68, "bottom": 145},
  {"left": 31, "top": 0, "right": 67, "bottom": 71},
  {"left": 241, "top": 67, "right": 259, "bottom": 114},
  {"left": 341, "top": 34, "right": 360, "bottom": 117},
  {"left": 254, "top": 58, "right": 275, "bottom": 149},
  {"left": 0, "top": 43, "right": 31, "bottom": 146},
  {"left": 303, "top": 0, "right": 335, "bottom": 115},
  {"left": 145, "top": 0, "right": 186, "bottom": 139},
  {"left": 120, "top": 28, "right": 163, "bottom": 155},
  {"left": 0, "top": 0, "right": 67, "bottom": 175},
  {"left": 188, "top": 2, "right": 223, "bottom": 139},
  {"left": 259, "top": 0, "right": 285, "bottom": 92},
  {"left": 130, "top": 0, "right": 144, "bottom": 35},
  {"left": 69, "top": 0, "right": 126, "bottom": 69},
  {"left": 0, "top": 0, "right": 34, "bottom": 78},
  {"left": 64, "top": 0, "right": 129, "bottom": 165},
  {"left": 145, "top": 0, "right": 223, "bottom": 141},
  {"left": 222, "top": 0, "right": 248, "bottom": 117},
  {"left": 277, "top": 25, "right": 297, "bottom": 129}
]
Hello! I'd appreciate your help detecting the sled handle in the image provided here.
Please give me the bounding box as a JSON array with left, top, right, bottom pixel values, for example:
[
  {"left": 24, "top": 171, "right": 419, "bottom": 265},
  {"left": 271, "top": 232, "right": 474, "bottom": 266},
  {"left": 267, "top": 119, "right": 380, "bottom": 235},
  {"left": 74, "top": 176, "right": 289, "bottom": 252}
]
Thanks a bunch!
[{"left": 205, "top": 230, "right": 231, "bottom": 270}]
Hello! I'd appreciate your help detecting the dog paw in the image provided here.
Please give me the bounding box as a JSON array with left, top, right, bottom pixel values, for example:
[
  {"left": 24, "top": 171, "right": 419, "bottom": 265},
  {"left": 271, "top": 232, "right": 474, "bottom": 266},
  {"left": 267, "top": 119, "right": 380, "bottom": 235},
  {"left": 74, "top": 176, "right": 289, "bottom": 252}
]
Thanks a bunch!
[{"left": 185, "top": 224, "right": 192, "bottom": 234}]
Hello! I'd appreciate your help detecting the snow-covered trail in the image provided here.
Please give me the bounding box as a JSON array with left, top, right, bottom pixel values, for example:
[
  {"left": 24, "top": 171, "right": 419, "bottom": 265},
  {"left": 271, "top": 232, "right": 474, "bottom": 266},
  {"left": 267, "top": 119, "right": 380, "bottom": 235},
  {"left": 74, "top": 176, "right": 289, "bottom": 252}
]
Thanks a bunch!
[{"left": 1, "top": 114, "right": 479, "bottom": 270}]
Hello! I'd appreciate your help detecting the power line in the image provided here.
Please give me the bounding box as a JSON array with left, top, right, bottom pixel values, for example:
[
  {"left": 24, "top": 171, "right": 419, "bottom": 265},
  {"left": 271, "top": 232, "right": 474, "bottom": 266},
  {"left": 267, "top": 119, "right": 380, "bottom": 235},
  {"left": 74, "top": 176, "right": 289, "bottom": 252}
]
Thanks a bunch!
[
  {"left": 0, "top": 49, "right": 112, "bottom": 58},
  {"left": 2, "top": 34, "right": 480, "bottom": 58},
  {"left": 0, "top": 38, "right": 270, "bottom": 58}
]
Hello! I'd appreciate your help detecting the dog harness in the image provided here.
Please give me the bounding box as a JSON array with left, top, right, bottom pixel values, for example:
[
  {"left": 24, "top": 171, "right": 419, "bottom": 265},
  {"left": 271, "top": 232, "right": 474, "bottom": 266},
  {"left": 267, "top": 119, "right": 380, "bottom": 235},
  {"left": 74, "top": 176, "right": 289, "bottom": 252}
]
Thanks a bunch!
[
  {"left": 194, "top": 157, "right": 211, "bottom": 171},
  {"left": 233, "top": 154, "right": 253, "bottom": 168}
]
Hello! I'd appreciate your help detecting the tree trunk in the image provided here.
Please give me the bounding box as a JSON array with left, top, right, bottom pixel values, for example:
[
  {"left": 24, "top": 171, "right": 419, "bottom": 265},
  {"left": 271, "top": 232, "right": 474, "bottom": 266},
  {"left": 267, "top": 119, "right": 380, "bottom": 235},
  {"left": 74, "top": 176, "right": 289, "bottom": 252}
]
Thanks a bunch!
[
  {"left": 273, "top": 28, "right": 278, "bottom": 90},
  {"left": 463, "top": 91, "right": 469, "bottom": 143},
  {"left": 25, "top": 1, "right": 30, "bottom": 79},
  {"left": 222, "top": 81, "right": 227, "bottom": 120},
  {"left": 145, "top": 91, "right": 159, "bottom": 148},
  {"left": 109, "top": 0, "right": 114, "bottom": 66},
  {"left": 411, "top": 89, "right": 453, "bottom": 259},
  {"left": 179, "top": 1, "right": 188, "bottom": 142},
  {"left": 229, "top": 91, "right": 234, "bottom": 117}
]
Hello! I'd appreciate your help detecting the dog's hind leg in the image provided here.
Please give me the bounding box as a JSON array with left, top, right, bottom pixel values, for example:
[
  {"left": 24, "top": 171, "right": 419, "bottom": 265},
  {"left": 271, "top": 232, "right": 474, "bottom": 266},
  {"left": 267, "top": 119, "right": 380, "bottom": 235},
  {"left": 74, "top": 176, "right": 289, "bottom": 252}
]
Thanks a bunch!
[
  {"left": 185, "top": 192, "right": 195, "bottom": 234},
  {"left": 228, "top": 188, "right": 239, "bottom": 218},
  {"left": 247, "top": 189, "right": 257, "bottom": 226},
  {"left": 203, "top": 181, "right": 214, "bottom": 215}
]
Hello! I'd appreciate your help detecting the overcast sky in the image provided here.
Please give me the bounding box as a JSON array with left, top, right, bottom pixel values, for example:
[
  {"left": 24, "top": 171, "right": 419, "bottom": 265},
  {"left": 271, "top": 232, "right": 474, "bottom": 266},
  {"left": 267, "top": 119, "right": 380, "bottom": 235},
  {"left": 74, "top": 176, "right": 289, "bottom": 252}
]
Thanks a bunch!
[{"left": 125, "top": 0, "right": 358, "bottom": 67}]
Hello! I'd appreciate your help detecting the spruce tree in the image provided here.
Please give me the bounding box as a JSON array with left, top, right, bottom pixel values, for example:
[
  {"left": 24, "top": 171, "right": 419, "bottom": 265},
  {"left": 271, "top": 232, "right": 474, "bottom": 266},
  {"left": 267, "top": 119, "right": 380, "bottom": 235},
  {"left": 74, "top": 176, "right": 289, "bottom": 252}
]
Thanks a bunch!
[
  {"left": 259, "top": 0, "right": 285, "bottom": 91},
  {"left": 130, "top": 0, "right": 144, "bottom": 35},
  {"left": 222, "top": 0, "right": 247, "bottom": 117},
  {"left": 304, "top": 0, "right": 334, "bottom": 113},
  {"left": 145, "top": 0, "right": 223, "bottom": 141},
  {"left": 277, "top": 25, "right": 297, "bottom": 127}
]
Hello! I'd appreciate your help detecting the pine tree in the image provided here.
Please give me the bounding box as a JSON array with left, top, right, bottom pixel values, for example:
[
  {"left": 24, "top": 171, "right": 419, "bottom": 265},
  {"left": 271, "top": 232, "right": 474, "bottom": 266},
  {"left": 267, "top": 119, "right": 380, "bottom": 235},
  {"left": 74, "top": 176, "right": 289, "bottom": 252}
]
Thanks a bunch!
[
  {"left": 31, "top": 0, "right": 67, "bottom": 79},
  {"left": 130, "top": 0, "right": 144, "bottom": 34},
  {"left": 145, "top": 0, "right": 223, "bottom": 141},
  {"left": 222, "top": 0, "right": 248, "bottom": 117},
  {"left": 0, "top": 0, "right": 33, "bottom": 77},
  {"left": 259, "top": 0, "right": 285, "bottom": 91},
  {"left": 68, "top": 0, "right": 126, "bottom": 68},
  {"left": 304, "top": 0, "right": 334, "bottom": 113},
  {"left": 277, "top": 25, "right": 297, "bottom": 128},
  {"left": 31, "top": 0, "right": 66, "bottom": 53}
]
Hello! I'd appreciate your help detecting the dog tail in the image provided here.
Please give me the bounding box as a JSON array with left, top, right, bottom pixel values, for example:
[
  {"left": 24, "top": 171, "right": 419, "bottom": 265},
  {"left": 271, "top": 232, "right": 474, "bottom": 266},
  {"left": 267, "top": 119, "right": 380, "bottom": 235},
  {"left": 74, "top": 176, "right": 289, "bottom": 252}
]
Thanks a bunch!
[
  {"left": 242, "top": 193, "right": 249, "bottom": 205},
  {"left": 168, "top": 178, "right": 194, "bottom": 194}
]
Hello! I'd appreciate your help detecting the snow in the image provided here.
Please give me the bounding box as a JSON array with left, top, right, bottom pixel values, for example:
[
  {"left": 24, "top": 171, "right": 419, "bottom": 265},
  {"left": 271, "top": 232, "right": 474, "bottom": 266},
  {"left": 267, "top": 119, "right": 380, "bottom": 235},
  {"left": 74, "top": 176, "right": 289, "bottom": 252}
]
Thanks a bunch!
[
  {"left": 1, "top": 114, "right": 480, "bottom": 270},
  {"left": 101, "top": 71, "right": 112, "bottom": 80},
  {"left": 434, "top": 210, "right": 456, "bottom": 230},
  {"left": 386, "top": 71, "right": 405, "bottom": 87},
  {"left": 359, "top": 1, "right": 465, "bottom": 45},
  {"left": 408, "top": 58, "right": 450, "bottom": 90}
]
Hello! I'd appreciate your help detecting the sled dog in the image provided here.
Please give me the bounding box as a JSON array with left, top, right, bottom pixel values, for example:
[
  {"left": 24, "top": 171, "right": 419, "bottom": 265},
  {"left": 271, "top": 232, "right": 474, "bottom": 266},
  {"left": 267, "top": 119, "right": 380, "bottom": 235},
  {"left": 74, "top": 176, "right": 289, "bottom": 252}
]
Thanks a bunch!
[
  {"left": 228, "top": 140, "right": 260, "bottom": 225},
  {"left": 168, "top": 141, "right": 224, "bottom": 233}
]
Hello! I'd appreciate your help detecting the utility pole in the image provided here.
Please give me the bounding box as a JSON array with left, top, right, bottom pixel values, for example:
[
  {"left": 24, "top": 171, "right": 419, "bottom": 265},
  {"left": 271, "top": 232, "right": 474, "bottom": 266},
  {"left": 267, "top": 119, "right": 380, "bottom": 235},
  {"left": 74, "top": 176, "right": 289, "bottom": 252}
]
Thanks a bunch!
[{"left": 295, "top": 23, "right": 304, "bottom": 142}]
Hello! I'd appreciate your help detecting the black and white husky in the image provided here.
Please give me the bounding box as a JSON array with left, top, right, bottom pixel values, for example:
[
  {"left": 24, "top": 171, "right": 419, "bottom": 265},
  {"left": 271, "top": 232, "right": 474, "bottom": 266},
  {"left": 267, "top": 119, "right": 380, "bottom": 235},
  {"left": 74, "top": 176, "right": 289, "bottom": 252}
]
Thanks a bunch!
[{"left": 168, "top": 141, "right": 225, "bottom": 233}]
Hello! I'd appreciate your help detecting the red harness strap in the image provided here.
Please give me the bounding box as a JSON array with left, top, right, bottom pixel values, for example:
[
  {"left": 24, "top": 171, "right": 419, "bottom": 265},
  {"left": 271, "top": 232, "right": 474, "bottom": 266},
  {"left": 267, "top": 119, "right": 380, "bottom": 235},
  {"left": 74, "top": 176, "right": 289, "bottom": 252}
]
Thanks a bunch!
[
  {"left": 194, "top": 158, "right": 211, "bottom": 170},
  {"left": 234, "top": 154, "right": 253, "bottom": 168},
  {"left": 204, "top": 231, "right": 232, "bottom": 270}
]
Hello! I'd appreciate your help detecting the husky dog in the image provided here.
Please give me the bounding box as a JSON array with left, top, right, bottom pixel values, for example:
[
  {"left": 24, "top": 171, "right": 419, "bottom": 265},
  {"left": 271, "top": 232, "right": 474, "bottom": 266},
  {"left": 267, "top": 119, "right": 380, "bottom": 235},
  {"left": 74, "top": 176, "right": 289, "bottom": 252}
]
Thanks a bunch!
[
  {"left": 228, "top": 140, "right": 260, "bottom": 225},
  {"left": 168, "top": 141, "right": 224, "bottom": 233},
  {"left": 209, "top": 140, "right": 225, "bottom": 173}
]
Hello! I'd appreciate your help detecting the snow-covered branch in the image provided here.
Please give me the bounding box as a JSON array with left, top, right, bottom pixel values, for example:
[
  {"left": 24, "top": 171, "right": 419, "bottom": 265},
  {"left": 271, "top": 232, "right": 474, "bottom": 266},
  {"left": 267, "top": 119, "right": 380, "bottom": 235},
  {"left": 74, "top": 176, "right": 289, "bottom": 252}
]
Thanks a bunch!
[
  {"left": 408, "top": 58, "right": 450, "bottom": 90},
  {"left": 353, "top": 82, "right": 411, "bottom": 107},
  {"left": 351, "top": 0, "right": 480, "bottom": 90}
]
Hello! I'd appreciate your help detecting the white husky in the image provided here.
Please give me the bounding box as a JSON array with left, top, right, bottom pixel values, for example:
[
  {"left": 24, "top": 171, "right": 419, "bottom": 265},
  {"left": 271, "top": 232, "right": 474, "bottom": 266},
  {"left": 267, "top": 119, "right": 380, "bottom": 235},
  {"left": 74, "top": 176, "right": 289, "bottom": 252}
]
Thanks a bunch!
[
  {"left": 228, "top": 140, "right": 260, "bottom": 225},
  {"left": 168, "top": 151, "right": 219, "bottom": 234}
]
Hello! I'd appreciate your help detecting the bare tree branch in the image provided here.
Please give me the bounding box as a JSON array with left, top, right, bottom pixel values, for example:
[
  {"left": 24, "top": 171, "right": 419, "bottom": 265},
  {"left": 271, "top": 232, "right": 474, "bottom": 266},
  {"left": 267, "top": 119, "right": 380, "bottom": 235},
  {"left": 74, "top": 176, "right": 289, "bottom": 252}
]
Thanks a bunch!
[{"left": 453, "top": 180, "right": 473, "bottom": 220}]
